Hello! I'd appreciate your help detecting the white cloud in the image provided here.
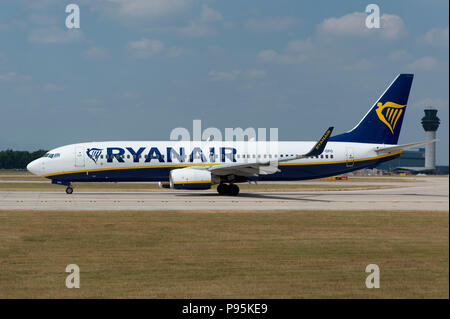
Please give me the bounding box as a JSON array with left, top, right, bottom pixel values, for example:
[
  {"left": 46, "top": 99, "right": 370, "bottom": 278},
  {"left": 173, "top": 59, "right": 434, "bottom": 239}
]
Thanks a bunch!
[
  {"left": 318, "top": 12, "right": 367, "bottom": 37},
  {"left": 417, "top": 26, "right": 449, "bottom": 47},
  {"left": 208, "top": 69, "right": 268, "bottom": 81},
  {"left": 0, "top": 19, "right": 26, "bottom": 32},
  {"left": 244, "top": 69, "right": 267, "bottom": 80},
  {"left": 24, "top": 0, "right": 190, "bottom": 21},
  {"left": 105, "top": 0, "right": 190, "bottom": 19},
  {"left": 208, "top": 70, "right": 241, "bottom": 81},
  {"left": 82, "top": 46, "right": 109, "bottom": 60},
  {"left": 0, "top": 72, "right": 32, "bottom": 82},
  {"left": 286, "top": 39, "right": 314, "bottom": 52},
  {"left": 28, "top": 27, "right": 83, "bottom": 44},
  {"left": 406, "top": 56, "right": 441, "bottom": 71},
  {"left": 257, "top": 39, "right": 313, "bottom": 64},
  {"left": 257, "top": 50, "right": 280, "bottom": 62},
  {"left": 201, "top": 5, "right": 223, "bottom": 22},
  {"left": 121, "top": 91, "right": 139, "bottom": 99},
  {"left": 43, "top": 83, "right": 62, "bottom": 92},
  {"left": 245, "top": 17, "right": 297, "bottom": 32},
  {"left": 344, "top": 58, "right": 375, "bottom": 71},
  {"left": 176, "top": 4, "right": 223, "bottom": 37},
  {"left": 380, "top": 14, "right": 406, "bottom": 40},
  {"left": 20, "top": 0, "right": 61, "bottom": 10},
  {"left": 257, "top": 12, "right": 406, "bottom": 66},
  {"left": 389, "top": 50, "right": 410, "bottom": 61},
  {"left": 178, "top": 5, "right": 224, "bottom": 37},
  {"left": 29, "top": 13, "right": 58, "bottom": 25},
  {"left": 126, "top": 38, "right": 188, "bottom": 58},
  {"left": 257, "top": 50, "right": 307, "bottom": 64},
  {"left": 91, "top": 1, "right": 220, "bottom": 37},
  {"left": 318, "top": 12, "right": 405, "bottom": 40},
  {"left": 127, "top": 38, "right": 165, "bottom": 58},
  {"left": 167, "top": 47, "right": 188, "bottom": 57},
  {"left": 180, "top": 22, "right": 215, "bottom": 37}
]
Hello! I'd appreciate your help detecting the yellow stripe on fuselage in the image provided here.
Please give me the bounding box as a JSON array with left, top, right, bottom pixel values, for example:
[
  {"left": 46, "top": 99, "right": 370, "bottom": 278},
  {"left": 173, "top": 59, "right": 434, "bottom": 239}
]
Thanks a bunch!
[
  {"left": 41, "top": 151, "right": 402, "bottom": 178},
  {"left": 173, "top": 181, "right": 211, "bottom": 184}
]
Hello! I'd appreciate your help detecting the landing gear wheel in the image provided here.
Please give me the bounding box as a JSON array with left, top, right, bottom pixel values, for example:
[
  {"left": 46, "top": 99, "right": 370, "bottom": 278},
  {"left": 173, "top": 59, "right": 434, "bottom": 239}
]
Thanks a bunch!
[
  {"left": 217, "top": 183, "right": 239, "bottom": 196},
  {"left": 66, "top": 186, "right": 73, "bottom": 194},
  {"left": 229, "top": 184, "right": 239, "bottom": 196},
  {"left": 217, "top": 183, "right": 229, "bottom": 195}
]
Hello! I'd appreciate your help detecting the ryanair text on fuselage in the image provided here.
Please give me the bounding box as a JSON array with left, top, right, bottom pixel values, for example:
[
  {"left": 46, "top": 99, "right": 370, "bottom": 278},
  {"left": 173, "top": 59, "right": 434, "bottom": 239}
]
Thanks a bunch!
[{"left": 88, "top": 147, "right": 238, "bottom": 164}]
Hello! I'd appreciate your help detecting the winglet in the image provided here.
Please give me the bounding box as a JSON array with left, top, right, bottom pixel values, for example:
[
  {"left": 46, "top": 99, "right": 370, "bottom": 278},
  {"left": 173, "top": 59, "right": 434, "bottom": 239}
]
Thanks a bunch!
[{"left": 301, "top": 127, "right": 334, "bottom": 158}]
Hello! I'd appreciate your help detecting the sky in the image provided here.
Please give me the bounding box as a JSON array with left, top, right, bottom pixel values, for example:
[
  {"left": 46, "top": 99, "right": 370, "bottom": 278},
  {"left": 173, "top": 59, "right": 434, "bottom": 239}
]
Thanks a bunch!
[{"left": 0, "top": 0, "right": 448, "bottom": 164}]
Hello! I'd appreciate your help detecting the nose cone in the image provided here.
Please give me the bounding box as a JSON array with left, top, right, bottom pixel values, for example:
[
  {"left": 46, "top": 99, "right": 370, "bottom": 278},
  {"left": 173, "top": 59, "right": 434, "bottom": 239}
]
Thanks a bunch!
[{"left": 27, "top": 159, "right": 41, "bottom": 176}]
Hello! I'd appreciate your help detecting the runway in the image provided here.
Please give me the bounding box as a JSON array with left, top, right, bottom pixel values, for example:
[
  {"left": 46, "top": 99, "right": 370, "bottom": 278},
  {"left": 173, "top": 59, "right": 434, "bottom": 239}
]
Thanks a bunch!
[{"left": 0, "top": 177, "right": 447, "bottom": 211}]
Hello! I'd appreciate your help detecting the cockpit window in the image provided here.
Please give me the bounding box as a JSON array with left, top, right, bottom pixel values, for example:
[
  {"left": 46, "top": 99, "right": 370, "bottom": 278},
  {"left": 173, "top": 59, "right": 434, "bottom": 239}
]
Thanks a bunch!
[{"left": 44, "top": 153, "right": 60, "bottom": 159}]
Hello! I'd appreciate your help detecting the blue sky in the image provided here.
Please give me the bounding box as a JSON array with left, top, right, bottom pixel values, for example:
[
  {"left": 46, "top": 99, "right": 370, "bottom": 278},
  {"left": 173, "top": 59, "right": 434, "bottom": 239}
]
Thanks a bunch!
[{"left": 0, "top": 0, "right": 448, "bottom": 164}]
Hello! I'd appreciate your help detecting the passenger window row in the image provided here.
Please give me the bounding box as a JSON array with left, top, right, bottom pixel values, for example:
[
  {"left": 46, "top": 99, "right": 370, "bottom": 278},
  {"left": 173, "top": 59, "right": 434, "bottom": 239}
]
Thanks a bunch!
[{"left": 98, "top": 153, "right": 334, "bottom": 160}]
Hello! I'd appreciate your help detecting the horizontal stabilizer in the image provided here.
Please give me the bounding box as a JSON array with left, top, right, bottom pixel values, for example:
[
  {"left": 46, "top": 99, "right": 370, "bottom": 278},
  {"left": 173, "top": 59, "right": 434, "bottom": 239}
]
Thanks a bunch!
[{"left": 375, "top": 140, "right": 437, "bottom": 155}]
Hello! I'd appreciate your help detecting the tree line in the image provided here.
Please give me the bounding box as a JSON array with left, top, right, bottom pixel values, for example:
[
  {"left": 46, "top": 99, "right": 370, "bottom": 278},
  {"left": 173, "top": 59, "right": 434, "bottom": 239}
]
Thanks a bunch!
[{"left": 0, "top": 149, "right": 48, "bottom": 169}]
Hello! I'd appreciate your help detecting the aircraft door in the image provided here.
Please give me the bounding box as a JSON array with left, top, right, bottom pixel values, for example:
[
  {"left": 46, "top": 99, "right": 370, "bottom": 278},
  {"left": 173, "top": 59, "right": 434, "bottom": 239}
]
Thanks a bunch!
[
  {"left": 346, "top": 147, "right": 354, "bottom": 168},
  {"left": 75, "top": 146, "right": 85, "bottom": 167}
]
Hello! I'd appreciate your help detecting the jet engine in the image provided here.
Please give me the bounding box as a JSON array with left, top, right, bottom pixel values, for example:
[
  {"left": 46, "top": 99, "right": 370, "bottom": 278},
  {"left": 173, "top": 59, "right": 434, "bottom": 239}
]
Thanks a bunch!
[{"left": 169, "top": 167, "right": 213, "bottom": 190}]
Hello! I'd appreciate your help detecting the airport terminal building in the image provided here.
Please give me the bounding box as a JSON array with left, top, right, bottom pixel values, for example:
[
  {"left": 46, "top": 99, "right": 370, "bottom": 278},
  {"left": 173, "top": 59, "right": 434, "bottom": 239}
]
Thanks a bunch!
[
  {"left": 376, "top": 148, "right": 425, "bottom": 171},
  {"left": 375, "top": 148, "right": 448, "bottom": 175}
]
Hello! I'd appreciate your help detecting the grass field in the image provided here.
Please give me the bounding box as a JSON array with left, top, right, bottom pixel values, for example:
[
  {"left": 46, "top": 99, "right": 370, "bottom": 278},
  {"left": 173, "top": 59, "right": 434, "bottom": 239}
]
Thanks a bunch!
[
  {"left": 0, "top": 170, "right": 30, "bottom": 175},
  {"left": 0, "top": 176, "right": 47, "bottom": 181},
  {"left": 0, "top": 209, "right": 447, "bottom": 298}
]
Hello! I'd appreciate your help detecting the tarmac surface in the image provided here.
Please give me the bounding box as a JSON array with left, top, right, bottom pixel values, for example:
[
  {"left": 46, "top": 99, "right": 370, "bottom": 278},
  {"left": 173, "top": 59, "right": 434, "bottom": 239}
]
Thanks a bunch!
[{"left": 0, "top": 176, "right": 448, "bottom": 211}]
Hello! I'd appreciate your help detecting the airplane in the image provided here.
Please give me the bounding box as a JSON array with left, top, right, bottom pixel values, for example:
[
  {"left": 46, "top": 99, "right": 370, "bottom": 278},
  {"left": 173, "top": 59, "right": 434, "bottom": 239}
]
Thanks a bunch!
[{"left": 27, "top": 73, "right": 434, "bottom": 196}]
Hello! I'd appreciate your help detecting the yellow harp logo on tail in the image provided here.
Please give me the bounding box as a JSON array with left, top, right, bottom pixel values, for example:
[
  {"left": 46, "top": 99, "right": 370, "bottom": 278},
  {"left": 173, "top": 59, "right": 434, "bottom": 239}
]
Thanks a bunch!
[{"left": 375, "top": 101, "right": 406, "bottom": 134}]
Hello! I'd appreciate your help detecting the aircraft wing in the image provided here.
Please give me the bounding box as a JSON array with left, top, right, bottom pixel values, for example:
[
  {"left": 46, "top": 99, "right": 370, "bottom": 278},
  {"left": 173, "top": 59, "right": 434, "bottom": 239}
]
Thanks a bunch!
[
  {"left": 375, "top": 139, "right": 437, "bottom": 155},
  {"left": 208, "top": 127, "right": 334, "bottom": 177}
]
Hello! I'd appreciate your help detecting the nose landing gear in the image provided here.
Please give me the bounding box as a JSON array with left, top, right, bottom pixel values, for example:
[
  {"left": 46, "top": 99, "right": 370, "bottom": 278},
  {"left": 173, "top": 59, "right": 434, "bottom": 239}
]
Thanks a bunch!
[
  {"left": 51, "top": 180, "right": 74, "bottom": 194},
  {"left": 217, "top": 183, "right": 239, "bottom": 196},
  {"left": 65, "top": 184, "right": 73, "bottom": 194}
]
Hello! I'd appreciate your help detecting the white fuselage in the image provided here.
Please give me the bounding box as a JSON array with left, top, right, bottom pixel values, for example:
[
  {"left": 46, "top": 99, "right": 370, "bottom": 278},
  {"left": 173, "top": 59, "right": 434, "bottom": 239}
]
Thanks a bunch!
[{"left": 27, "top": 141, "right": 400, "bottom": 183}]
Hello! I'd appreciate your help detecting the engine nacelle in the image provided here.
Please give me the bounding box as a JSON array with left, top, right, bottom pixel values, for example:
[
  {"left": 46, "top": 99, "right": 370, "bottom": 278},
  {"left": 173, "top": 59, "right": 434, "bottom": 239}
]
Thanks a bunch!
[{"left": 169, "top": 168, "right": 212, "bottom": 190}]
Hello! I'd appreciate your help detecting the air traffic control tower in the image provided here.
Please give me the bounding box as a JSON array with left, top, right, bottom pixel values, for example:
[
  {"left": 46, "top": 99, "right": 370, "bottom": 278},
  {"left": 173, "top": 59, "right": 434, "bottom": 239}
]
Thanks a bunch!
[{"left": 421, "top": 108, "right": 440, "bottom": 171}]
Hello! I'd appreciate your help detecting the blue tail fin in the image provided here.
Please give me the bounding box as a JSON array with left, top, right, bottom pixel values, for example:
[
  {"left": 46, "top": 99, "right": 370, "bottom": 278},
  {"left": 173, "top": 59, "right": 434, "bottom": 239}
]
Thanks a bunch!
[{"left": 329, "top": 74, "right": 414, "bottom": 145}]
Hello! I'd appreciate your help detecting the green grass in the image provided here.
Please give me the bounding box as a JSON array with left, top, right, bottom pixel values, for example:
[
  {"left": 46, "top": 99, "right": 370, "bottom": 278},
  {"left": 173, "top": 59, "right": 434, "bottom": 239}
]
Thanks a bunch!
[
  {"left": 0, "top": 210, "right": 447, "bottom": 298},
  {"left": 0, "top": 176, "right": 48, "bottom": 181},
  {"left": 0, "top": 169, "right": 30, "bottom": 175}
]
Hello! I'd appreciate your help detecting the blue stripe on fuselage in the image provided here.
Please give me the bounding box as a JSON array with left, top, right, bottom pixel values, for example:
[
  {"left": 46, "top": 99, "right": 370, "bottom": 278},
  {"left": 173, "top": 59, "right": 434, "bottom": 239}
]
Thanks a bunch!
[{"left": 48, "top": 153, "right": 399, "bottom": 183}]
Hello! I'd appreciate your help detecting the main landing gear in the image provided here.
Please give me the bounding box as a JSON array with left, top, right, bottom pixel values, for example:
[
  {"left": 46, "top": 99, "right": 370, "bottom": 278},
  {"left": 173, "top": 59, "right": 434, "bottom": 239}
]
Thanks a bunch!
[{"left": 217, "top": 183, "right": 239, "bottom": 196}]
